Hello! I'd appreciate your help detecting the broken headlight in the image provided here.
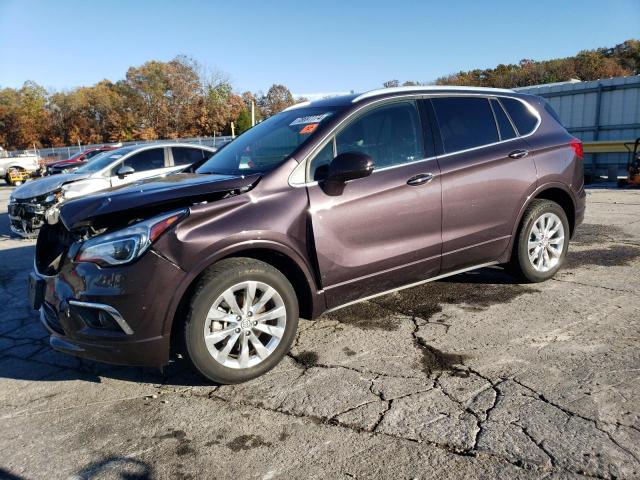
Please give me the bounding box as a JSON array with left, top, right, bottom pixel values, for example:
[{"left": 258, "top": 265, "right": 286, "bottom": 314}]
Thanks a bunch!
[
  {"left": 45, "top": 192, "right": 58, "bottom": 203},
  {"left": 75, "top": 209, "right": 188, "bottom": 266}
]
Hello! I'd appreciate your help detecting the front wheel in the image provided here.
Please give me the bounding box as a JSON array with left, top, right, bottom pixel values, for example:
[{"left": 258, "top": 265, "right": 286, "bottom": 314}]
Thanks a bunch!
[
  {"left": 184, "top": 258, "right": 299, "bottom": 384},
  {"left": 509, "top": 199, "right": 570, "bottom": 283}
]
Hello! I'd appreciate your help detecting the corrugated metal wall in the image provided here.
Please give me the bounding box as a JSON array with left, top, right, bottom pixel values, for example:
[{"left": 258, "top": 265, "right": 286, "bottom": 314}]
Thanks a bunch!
[{"left": 516, "top": 76, "right": 640, "bottom": 177}]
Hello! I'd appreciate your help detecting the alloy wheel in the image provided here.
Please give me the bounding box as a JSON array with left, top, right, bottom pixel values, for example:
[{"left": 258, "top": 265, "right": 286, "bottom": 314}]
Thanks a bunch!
[
  {"left": 527, "top": 212, "right": 565, "bottom": 272},
  {"left": 203, "top": 281, "right": 286, "bottom": 369}
]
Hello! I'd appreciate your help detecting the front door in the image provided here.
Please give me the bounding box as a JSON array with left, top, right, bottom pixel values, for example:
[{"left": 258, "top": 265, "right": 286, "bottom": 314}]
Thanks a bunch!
[{"left": 306, "top": 100, "right": 442, "bottom": 307}]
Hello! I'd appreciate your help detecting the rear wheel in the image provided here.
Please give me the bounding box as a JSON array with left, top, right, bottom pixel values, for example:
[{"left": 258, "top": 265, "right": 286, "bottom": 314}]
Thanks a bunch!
[
  {"left": 509, "top": 199, "right": 569, "bottom": 282},
  {"left": 184, "top": 258, "right": 299, "bottom": 384}
]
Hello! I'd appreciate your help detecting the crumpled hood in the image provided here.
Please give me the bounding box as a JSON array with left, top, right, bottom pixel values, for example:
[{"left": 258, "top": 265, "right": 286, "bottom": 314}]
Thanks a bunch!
[
  {"left": 11, "top": 173, "right": 91, "bottom": 200},
  {"left": 59, "top": 172, "right": 262, "bottom": 230}
]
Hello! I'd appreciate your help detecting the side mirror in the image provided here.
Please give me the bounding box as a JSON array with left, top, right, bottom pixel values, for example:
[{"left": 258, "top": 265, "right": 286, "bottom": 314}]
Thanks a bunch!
[
  {"left": 116, "top": 165, "right": 135, "bottom": 179},
  {"left": 327, "top": 151, "right": 374, "bottom": 184}
]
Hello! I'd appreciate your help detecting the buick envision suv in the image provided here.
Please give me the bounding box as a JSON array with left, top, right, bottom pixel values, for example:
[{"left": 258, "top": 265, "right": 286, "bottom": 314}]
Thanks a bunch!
[{"left": 29, "top": 87, "right": 585, "bottom": 383}]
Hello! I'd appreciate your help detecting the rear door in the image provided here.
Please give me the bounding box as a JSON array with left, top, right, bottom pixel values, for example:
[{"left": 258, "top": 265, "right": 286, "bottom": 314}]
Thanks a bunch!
[
  {"left": 109, "top": 147, "right": 170, "bottom": 187},
  {"left": 306, "top": 100, "right": 442, "bottom": 307},
  {"left": 428, "top": 96, "right": 537, "bottom": 272}
]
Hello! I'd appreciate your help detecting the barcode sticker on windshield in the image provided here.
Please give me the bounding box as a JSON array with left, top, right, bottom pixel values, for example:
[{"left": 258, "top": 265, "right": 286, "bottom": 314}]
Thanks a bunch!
[{"left": 290, "top": 113, "right": 331, "bottom": 126}]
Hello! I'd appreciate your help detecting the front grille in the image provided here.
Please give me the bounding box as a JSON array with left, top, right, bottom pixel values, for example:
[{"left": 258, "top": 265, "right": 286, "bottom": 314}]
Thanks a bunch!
[
  {"left": 35, "top": 223, "right": 76, "bottom": 275},
  {"left": 42, "top": 302, "right": 65, "bottom": 335}
]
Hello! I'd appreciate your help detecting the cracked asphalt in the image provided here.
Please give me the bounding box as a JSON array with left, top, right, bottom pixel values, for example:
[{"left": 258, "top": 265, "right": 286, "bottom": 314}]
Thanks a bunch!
[{"left": 0, "top": 185, "right": 639, "bottom": 479}]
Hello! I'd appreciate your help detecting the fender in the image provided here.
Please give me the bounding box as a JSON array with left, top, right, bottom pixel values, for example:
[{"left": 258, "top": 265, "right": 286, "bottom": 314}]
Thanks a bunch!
[
  {"left": 160, "top": 239, "right": 324, "bottom": 335},
  {"left": 497, "top": 181, "right": 577, "bottom": 264}
]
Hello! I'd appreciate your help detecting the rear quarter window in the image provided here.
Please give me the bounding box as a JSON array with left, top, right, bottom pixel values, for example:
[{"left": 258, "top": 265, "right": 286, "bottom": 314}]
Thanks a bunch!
[{"left": 500, "top": 97, "right": 539, "bottom": 136}]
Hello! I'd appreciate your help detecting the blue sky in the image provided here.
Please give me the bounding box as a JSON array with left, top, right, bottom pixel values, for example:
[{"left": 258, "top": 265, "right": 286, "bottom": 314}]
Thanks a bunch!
[{"left": 0, "top": 0, "right": 638, "bottom": 96}]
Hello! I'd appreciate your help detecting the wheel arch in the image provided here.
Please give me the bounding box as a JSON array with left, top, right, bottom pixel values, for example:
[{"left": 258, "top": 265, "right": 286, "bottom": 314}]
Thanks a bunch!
[
  {"left": 533, "top": 186, "right": 576, "bottom": 235},
  {"left": 166, "top": 242, "right": 322, "bottom": 354},
  {"left": 499, "top": 182, "right": 577, "bottom": 264}
]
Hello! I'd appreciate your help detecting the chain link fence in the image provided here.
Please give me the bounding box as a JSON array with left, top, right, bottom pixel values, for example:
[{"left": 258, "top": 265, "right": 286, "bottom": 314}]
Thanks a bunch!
[{"left": 2, "top": 136, "right": 234, "bottom": 162}]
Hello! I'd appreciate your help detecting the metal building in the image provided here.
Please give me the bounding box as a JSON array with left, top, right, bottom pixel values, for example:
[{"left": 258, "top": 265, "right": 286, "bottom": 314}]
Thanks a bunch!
[{"left": 516, "top": 76, "right": 640, "bottom": 179}]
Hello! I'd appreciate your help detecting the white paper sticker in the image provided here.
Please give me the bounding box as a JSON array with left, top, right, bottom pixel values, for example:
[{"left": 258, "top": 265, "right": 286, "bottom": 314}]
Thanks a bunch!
[{"left": 290, "top": 113, "right": 331, "bottom": 126}]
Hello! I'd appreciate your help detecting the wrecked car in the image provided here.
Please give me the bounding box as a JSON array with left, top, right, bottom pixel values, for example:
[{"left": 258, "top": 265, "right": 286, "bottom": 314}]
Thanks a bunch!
[
  {"left": 8, "top": 143, "right": 216, "bottom": 237},
  {"left": 28, "top": 87, "right": 585, "bottom": 384}
]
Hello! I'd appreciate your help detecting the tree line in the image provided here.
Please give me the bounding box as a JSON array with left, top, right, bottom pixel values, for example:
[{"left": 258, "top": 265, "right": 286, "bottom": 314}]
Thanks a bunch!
[
  {"left": 383, "top": 39, "right": 639, "bottom": 89},
  {"left": 0, "top": 55, "right": 299, "bottom": 150},
  {"left": 1, "top": 40, "right": 638, "bottom": 151}
]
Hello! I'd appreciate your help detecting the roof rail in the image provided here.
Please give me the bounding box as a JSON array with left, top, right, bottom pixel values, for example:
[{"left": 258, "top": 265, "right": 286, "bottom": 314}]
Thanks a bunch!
[
  {"left": 282, "top": 101, "right": 311, "bottom": 112},
  {"left": 351, "top": 85, "right": 514, "bottom": 103}
]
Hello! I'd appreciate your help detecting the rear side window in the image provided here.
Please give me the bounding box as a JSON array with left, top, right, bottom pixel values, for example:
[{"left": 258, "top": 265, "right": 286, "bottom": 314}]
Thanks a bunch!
[
  {"left": 172, "top": 147, "right": 208, "bottom": 166},
  {"left": 124, "top": 148, "right": 166, "bottom": 172},
  {"left": 500, "top": 97, "right": 539, "bottom": 136},
  {"left": 432, "top": 97, "right": 499, "bottom": 153},
  {"left": 490, "top": 99, "right": 517, "bottom": 141}
]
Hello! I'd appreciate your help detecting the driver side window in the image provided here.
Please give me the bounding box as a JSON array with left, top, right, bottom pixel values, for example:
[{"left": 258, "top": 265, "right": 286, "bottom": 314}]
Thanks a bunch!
[{"left": 309, "top": 101, "right": 424, "bottom": 181}]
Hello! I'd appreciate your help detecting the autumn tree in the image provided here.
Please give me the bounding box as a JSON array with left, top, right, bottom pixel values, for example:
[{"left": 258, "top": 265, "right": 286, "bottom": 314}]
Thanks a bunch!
[
  {"left": 0, "top": 82, "right": 50, "bottom": 150},
  {"left": 259, "top": 84, "right": 294, "bottom": 117}
]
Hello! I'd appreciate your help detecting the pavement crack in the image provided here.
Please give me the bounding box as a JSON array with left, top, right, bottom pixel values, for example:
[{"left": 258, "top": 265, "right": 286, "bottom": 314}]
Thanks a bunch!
[
  {"left": 551, "top": 277, "right": 637, "bottom": 294},
  {"left": 515, "top": 422, "right": 556, "bottom": 469},
  {"left": 512, "top": 378, "right": 640, "bottom": 464},
  {"left": 286, "top": 351, "right": 422, "bottom": 380}
]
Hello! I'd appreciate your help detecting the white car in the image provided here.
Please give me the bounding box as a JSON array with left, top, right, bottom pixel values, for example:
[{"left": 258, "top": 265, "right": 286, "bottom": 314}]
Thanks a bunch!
[
  {"left": 8, "top": 143, "right": 217, "bottom": 237},
  {"left": 0, "top": 152, "right": 40, "bottom": 185}
]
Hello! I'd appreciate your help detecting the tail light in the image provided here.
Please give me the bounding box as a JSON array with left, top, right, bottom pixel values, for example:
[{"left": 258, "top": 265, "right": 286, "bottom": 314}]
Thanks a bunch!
[{"left": 570, "top": 139, "right": 583, "bottom": 160}]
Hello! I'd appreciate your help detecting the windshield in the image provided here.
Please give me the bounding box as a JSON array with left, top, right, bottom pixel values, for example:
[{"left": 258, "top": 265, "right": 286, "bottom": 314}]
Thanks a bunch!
[
  {"left": 74, "top": 146, "right": 135, "bottom": 174},
  {"left": 197, "top": 107, "right": 340, "bottom": 175}
]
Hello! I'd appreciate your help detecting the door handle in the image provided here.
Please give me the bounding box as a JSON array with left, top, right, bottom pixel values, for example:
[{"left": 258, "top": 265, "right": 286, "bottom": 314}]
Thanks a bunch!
[
  {"left": 407, "top": 173, "right": 434, "bottom": 186},
  {"left": 508, "top": 149, "right": 529, "bottom": 159}
]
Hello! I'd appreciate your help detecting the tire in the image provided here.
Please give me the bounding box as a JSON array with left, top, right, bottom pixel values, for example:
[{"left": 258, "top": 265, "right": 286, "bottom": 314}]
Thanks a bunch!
[
  {"left": 184, "top": 258, "right": 299, "bottom": 384},
  {"left": 508, "top": 199, "right": 570, "bottom": 283}
]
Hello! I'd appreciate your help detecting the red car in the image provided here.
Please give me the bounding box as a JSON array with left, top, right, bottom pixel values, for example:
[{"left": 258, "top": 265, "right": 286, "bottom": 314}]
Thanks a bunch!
[{"left": 46, "top": 146, "right": 117, "bottom": 175}]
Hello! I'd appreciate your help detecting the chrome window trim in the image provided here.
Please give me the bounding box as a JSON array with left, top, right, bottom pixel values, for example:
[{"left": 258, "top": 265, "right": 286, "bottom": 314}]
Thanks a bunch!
[
  {"left": 68, "top": 300, "right": 134, "bottom": 335},
  {"left": 288, "top": 93, "right": 541, "bottom": 187}
]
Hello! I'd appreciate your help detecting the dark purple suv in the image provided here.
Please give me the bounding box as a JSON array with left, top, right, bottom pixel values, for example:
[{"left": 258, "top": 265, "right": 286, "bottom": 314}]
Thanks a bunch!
[{"left": 29, "top": 87, "right": 585, "bottom": 383}]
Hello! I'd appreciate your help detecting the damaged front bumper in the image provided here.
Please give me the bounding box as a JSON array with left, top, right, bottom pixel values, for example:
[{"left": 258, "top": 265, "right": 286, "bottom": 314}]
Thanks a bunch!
[
  {"left": 8, "top": 194, "right": 59, "bottom": 238},
  {"left": 32, "top": 246, "right": 186, "bottom": 367}
]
